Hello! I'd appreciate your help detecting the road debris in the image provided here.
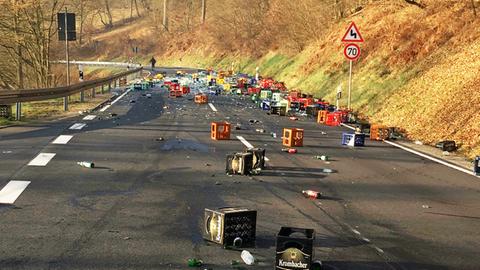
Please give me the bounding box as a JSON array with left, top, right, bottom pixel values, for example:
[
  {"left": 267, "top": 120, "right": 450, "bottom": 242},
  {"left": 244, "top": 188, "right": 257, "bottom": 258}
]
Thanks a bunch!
[
  {"left": 271, "top": 132, "right": 277, "bottom": 138},
  {"left": 302, "top": 190, "right": 321, "bottom": 199},
  {"left": 288, "top": 148, "right": 297, "bottom": 154},
  {"left": 241, "top": 250, "right": 255, "bottom": 265},
  {"left": 249, "top": 119, "right": 260, "bottom": 124},
  {"left": 77, "top": 161, "right": 95, "bottom": 168},
  {"left": 314, "top": 155, "right": 329, "bottom": 161},
  {"left": 289, "top": 116, "right": 298, "bottom": 121},
  {"left": 422, "top": 205, "right": 431, "bottom": 209},
  {"left": 155, "top": 137, "right": 164, "bottom": 141},
  {"left": 255, "top": 128, "right": 265, "bottom": 133},
  {"left": 188, "top": 258, "right": 203, "bottom": 267},
  {"left": 311, "top": 260, "right": 323, "bottom": 270},
  {"left": 322, "top": 168, "right": 333, "bottom": 173}
]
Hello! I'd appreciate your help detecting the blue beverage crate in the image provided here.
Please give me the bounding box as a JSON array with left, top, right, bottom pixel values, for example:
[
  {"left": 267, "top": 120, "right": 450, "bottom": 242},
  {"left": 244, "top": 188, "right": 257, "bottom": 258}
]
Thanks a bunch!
[
  {"left": 261, "top": 100, "right": 271, "bottom": 111},
  {"left": 342, "top": 133, "right": 365, "bottom": 146}
]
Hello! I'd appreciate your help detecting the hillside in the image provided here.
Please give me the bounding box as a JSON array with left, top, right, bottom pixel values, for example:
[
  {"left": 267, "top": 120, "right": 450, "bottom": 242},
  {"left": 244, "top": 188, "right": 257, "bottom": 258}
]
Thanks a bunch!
[{"left": 82, "top": 0, "right": 480, "bottom": 158}]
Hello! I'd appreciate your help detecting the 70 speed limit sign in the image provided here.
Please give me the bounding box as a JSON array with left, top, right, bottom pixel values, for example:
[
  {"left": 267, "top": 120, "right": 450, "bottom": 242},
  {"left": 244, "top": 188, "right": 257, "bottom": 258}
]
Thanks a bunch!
[{"left": 344, "top": 43, "right": 361, "bottom": 61}]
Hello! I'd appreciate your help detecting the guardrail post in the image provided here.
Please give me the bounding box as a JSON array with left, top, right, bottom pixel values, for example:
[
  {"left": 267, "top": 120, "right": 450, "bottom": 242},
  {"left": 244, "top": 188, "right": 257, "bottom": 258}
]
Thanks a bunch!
[
  {"left": 108, "top": 82, "right": 111, "bottom": 92},
  {"left": 15, "top": 102, "right": 21, "bottom": 121},
  {"left": 80, "top": 90, "right": 85, "bottom": 102},
  {"left": 101, "top": 84, "right": 104, "bottom": 94},
  {"left": 64, "top": 96, "right": 68, "bottom": 111},
  {"left": 91, "top": 87, "right": 96, "bottom": 98}
]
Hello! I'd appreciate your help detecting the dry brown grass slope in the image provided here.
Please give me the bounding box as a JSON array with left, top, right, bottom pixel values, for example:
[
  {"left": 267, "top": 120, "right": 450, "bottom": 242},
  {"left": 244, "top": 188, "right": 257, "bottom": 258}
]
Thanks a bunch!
[{"left": 83, "top": 0, "right": 480, "bottom": 158}]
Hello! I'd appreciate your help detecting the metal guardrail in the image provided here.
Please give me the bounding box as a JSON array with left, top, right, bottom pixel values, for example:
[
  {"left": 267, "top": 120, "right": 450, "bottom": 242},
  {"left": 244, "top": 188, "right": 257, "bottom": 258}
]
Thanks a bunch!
[
  {"left": 0, "top": 67, "right": 142, "bottom": 104},
  {"left": 53, "top": 60, "right": 142, "bottom": 68}
]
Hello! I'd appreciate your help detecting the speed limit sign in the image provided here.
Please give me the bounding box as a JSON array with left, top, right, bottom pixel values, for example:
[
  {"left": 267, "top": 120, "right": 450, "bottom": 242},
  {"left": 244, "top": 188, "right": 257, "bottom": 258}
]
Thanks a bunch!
[{"left": 344, "top": 43, "right": 361, "bottom": 61}]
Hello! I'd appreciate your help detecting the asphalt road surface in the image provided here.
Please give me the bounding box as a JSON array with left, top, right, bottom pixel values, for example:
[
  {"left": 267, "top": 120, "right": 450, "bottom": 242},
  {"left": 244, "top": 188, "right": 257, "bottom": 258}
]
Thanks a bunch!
[{"left": 1, "top": 83, "right": 479, "bottom": 270}]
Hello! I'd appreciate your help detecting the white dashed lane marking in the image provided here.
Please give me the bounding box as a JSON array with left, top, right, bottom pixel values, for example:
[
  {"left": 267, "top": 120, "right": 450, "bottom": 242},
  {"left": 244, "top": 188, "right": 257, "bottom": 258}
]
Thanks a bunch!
[
  {"left": 52, "top": 135, "right": 73, "bottom": 145},
  {"left": 82, "top": 115, "right": 96, "bottom": 120},
  {"left": 0, "top": 180, "right": 31, "bottom": 204},
  {"left": 69, "top": 123, "right": 86, "bottom": 130},
  {"left": 28, "top": 153, "right": 56, "bottom": 166}
]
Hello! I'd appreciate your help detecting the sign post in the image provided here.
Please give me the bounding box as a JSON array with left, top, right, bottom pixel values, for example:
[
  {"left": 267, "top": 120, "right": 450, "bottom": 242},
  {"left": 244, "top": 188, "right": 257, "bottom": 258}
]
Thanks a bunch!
[
  {"left": 57, "top": 9, "right": 76, "bottom": 111},
  {"left": 341, "top": 22, "right": 364, "bottom": 110},
  {"left": 64, "top": 8, "right": 69, "bottom": 110}
]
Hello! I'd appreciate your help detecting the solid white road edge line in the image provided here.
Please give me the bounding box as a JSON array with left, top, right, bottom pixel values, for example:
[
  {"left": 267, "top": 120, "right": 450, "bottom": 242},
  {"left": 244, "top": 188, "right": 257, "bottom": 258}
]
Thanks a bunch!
[
  {"left": 0, "top": 180, "right": 31, "bottom": 204},
  {"left": 236, "top": 136, "right": 270, "bottom": 162},
  {"left": 99, "top": 88, "right": 132, "bottom": 112},
  {"left": 52, "top": 135, "right": 73, "bottom": 145},
  {"left": 383, "top": 140, "right": 476, "bottom": 177},
  {"left": 208, "top": 103, "right": 218, "bottom": 112},
  {"left": 341, "top": 123, "right": 356, "bottom": 130},
  {"left": 99, "top": 105, "right": 111, "bottom": 112},
  {"left": 341, "top": 122, "right": 477, "bottom": 178},
  {"left": 28, "top": 153, "right": 56, "bottom": 166}
]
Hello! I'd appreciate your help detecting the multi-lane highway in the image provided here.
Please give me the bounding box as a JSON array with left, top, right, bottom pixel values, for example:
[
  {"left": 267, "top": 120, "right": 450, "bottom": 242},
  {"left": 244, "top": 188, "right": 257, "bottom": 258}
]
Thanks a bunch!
[{"left": 1, "top": 81, "right": 479, "bottom": 270}]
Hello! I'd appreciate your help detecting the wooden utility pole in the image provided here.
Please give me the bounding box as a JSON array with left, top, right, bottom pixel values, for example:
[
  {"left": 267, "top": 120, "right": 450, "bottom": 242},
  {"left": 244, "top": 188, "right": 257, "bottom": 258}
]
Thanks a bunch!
[
  {"left": 163, "top": 0, "right": 168, "bottom": 31},
  {"left": 201, "top": 0, "right": 206, "bottom": 24}
]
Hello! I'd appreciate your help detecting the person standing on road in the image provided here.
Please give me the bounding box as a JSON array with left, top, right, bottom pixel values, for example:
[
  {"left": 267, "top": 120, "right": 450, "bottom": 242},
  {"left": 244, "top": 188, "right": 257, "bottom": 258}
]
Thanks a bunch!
[{"left": 149, "top": 56, "right": 157, "bottom": 70}]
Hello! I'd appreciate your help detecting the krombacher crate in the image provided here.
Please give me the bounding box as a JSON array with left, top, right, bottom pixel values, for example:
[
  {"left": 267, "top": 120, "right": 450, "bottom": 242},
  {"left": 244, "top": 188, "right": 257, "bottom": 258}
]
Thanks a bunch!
[
  {"left": 203, "top": 207, "right": 257, "bottom": 247},
  {"left": 276, "top": 227, "right": 315, "bottom": 270}
]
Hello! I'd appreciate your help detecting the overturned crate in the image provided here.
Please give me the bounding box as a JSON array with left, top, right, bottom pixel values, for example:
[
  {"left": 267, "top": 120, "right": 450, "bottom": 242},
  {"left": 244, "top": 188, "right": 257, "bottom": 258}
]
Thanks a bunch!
[
  {"left": 203, "top": 207, "right": 257, "bottom": 248},
  {"left": 283, "top": 128, "right": 304, "bottom": 147},
  {"left": 194, "top": 93, "right": 208, "bottom": 104},
  {"left": 317, "top": 110, "right": 328, "bottom": 124},
  {"left": 211, "top": 122, "right": 231, "bottom": 140},
  {"left": 370, "top": 124, "right": 390, "bottom": 141},
  {"left": 342, "top": 132, "right": 365, "bottom": 146}
]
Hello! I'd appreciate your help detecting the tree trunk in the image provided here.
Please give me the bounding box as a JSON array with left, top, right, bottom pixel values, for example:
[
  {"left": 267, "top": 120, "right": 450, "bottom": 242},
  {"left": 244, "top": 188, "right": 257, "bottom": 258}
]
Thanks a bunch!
[
  {"left": 163, "top": 0, "right": 168, "bottom": 31},
  {"left": 134, "top": 0, "right": 141, "bottom": 17},
  {"left": 201, "top": 0, "right": 206, "bottom": 24},
  {"left": 130, "top": 0, "right": 134, "bottom": 19},
  {"left": 104, "top": 0, "right": 113, "bottom": 27}
]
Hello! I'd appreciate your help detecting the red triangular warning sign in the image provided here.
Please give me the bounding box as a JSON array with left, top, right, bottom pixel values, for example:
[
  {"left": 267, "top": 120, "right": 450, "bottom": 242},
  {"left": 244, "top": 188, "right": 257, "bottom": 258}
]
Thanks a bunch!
[{"left": 341, "top": 22, "right": 364, "bottom": 43}]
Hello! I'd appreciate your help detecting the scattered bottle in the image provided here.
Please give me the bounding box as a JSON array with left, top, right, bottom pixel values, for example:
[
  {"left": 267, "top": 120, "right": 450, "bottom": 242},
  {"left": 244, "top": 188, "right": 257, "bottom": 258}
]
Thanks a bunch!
[
  {"left": 302, "top": 190, "right": 321, "bottom": 199},
  {"left": 241, "top": 250, "right": 255, "bottom": 265},
  {"left": 187, "top": 258, "right": 203, "bottom": 267},
  {"left": 314, "top": 155, "right": 329, "bottom": 161},
  {"left": 233, "top": 237, "right": 243, "bottom": 248},
  {"left": 77, "top": 161, "right": 95, "bottom": 168},
  {"left": 311, "top": 260, "right": 323, "bottom": 270}
]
